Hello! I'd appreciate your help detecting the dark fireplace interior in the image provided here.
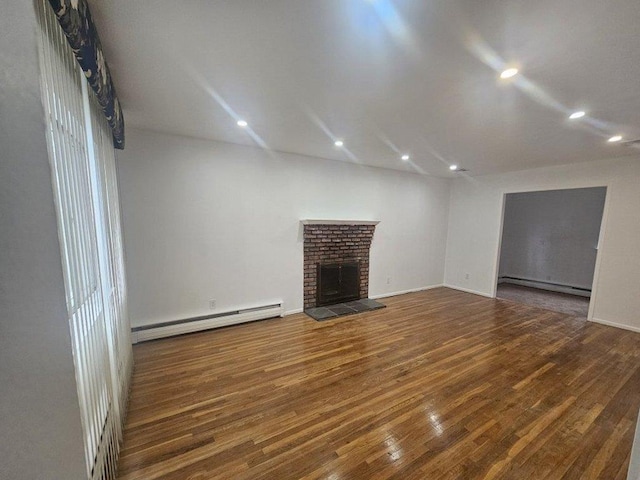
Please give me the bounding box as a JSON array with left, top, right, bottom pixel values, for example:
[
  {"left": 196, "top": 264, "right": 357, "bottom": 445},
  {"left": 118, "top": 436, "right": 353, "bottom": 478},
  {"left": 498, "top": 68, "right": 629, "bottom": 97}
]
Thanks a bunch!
[{"left": 317, "top": 261, "right": 360, "bottom": 307}]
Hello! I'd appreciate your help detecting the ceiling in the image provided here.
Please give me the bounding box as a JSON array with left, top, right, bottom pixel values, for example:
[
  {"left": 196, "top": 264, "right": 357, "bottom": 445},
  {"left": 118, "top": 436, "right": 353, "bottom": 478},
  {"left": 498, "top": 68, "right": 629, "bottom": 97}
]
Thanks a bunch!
[{"left": 87, "top": 0, "right": 640, "bottom": 177}]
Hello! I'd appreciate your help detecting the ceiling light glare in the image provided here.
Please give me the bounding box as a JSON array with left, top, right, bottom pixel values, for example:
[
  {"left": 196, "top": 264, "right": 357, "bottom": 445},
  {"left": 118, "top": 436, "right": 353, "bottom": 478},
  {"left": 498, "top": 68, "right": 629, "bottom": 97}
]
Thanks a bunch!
[
  {"left": 608, "top": 135, "right": 623, "bottom": 143},
  {"left": 500, "top": 68, "right": 519, "bottom": 79},
  {"left": 449, "top": 165, "right": 458, "bottom": 171},
  {"left": 569, "top": 111, "right": 586, "bottom": 120},
  {"left": 334, "top": 140, "right": 344, "bottom": 147},
  {"left": 401, "top": 154, "right": 410, "bottom": 161},
  {"left": 237, "top": 120, "right": 248, "bottom": 127}
]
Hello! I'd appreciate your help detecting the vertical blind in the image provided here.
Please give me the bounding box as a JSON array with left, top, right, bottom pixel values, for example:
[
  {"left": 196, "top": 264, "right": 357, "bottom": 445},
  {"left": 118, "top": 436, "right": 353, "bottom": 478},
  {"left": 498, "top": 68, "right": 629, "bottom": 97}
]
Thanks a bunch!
[{"left": 37, "top": 1, "right": 133, "bottom": 478}]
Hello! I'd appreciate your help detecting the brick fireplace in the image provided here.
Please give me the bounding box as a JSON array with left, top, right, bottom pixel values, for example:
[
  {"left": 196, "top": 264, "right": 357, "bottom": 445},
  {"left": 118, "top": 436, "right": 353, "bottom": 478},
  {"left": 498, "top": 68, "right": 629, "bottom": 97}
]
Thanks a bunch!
[{"left": 302, "top": 220, "right": 378, "bottom": 309}]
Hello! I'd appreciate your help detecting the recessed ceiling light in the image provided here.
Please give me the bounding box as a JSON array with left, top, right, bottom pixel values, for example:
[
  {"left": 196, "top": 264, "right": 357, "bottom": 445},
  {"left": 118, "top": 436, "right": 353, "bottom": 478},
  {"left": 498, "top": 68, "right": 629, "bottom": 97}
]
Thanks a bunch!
[
  {"left": 401, "top": 154, "right": 410, "bottom": 161},
  {"left": 334, "top": 140, "right": 344, "bottom": 147},
  {"left": 500, "top": 68, "right": 519, "bottom": 79},
  {"left": 569, "top": 111, "right": 586, "bottom": 120},
  {"left": 237, "top": 120, "right": 248, "bottom": 127},
  {"left": 608, "top": 135, "right": 623, "bottom": 143},
  {"left": 449, "top": 165, "right": 459, "bottom": 171}
]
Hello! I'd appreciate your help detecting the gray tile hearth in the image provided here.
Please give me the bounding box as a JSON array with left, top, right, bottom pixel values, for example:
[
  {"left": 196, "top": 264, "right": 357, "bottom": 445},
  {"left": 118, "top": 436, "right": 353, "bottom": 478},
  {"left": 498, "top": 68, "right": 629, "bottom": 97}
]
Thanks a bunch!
[{"left": 305, "top": 299, "right": 386, "bottom": 321}]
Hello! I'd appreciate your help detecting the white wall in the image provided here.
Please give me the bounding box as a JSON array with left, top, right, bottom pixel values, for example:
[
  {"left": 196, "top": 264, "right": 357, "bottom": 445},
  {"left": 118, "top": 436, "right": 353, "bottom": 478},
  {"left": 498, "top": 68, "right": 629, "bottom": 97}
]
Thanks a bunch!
[
  {"left": 117, "top": 129, "right": 451, "bottom": 327},
  {"left": 498, "top": 187, "right": 606, "bottom": 290},
  {"left": 0, "top": 1, "right": 87, "bottom": 478},
  {"left": 444, "top": 156, "right": 640, "bottom": 332}
]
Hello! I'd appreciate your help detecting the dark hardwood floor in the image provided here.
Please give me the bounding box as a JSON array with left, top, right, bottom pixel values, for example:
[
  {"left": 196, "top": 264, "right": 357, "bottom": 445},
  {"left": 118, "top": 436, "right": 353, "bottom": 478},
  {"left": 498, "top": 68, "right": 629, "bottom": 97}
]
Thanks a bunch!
[{"left": 118, "top": 288, "right": 640, "bottom": 479}]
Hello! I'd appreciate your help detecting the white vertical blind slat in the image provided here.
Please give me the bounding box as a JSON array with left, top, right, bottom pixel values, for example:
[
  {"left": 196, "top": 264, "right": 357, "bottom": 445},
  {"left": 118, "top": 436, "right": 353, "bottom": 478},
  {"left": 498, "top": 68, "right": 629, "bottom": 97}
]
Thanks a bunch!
[
  {"left": 36, "top": 2, "right": 133, "bottom": 478},
  {"left": 41, "top": 10, "right": 89, "bottom": 464},
  {"left": 42, "top": 11, "right": 99, "bottom": 465}
]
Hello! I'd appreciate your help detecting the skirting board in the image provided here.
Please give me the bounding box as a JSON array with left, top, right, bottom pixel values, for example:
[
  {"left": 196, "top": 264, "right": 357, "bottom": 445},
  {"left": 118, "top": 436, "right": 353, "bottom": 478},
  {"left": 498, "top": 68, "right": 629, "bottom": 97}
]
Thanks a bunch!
[
  {"left": 442, "top": 289, "right": 640, "bottom": 334},
  {"left": 370, "top": 284, "right": 444, "bottom": 300},
  {"left": 498, "top": 277, "right": 591, "bottom": 298},
  {"left": 444, "top": 287, "right": 640, "bottom": 335},
  {"left": 283, "top": 286, "right": 444, "bottom": 317},
  {"left": 443, "top": 284, "right": 494, "bottom": 299},
  {"left": 131, "top": 304, "right": 284, "bottom": 343},
  {"left": 589, "top": 317, "right": 640, "bottom": 334}
]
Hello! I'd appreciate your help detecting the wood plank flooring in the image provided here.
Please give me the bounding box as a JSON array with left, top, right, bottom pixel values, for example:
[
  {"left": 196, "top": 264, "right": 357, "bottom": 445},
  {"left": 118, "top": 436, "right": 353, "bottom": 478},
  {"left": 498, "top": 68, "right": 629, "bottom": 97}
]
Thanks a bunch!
[
  {"left": 496, "top": 284, "right": 590, "bottom": 318},
  {"left": 118, "top": 288, "right": 640, "bottom": 479}
]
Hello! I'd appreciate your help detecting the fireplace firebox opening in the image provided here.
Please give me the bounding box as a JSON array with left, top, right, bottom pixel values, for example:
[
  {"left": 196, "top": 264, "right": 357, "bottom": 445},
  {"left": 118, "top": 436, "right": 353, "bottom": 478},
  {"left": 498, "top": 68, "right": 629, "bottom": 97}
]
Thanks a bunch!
[{"left": 317, "top": 260, "right": 360, "bottom": 307}]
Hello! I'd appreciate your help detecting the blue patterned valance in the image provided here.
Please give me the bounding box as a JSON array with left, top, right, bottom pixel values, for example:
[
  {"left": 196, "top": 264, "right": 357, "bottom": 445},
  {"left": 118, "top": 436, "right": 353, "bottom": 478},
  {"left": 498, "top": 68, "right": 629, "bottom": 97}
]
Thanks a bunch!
[{"left": 48, "top": 0, "right": 125, "bottom": 149}]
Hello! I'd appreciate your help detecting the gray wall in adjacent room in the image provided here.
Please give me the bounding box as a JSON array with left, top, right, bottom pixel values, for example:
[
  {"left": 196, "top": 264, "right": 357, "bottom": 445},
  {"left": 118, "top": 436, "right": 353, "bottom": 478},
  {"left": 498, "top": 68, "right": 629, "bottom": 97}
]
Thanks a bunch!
[
  {"left": 0, "top": 1, "right": 86, "bottom": 478},
  {"left": 498, "top": 187, "right": 607, "bottom": 291}
]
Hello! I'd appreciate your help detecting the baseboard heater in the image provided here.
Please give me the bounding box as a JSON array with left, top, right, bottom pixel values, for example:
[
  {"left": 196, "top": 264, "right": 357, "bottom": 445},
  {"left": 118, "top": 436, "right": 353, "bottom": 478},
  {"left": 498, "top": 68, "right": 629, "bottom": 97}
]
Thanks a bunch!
[
  {"left": 498, "top": 276, "right": 591, "bottom": 297},
  {"left": 131, "top": 302, "right": 283, "bottom": 343}
]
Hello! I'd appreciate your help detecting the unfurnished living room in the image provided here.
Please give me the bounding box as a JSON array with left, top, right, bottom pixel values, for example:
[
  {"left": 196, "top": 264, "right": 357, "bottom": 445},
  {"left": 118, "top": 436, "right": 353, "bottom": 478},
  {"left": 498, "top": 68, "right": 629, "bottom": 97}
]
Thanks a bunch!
[{"left": 2, "top": 0, "right": 640, "bottom": 479}]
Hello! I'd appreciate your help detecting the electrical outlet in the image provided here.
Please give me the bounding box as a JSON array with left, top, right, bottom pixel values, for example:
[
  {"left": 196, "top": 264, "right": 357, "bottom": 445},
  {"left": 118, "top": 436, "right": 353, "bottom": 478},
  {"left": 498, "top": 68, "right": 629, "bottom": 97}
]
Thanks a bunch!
[
  {"left": 386, "top": 277, "right": 391, "bottom": 285},
  {"left": 209, "top": 300, "right": 216, "bottom": 310},
  {"left": 464, "top": 273, "right": 470, "bottom": 280}
]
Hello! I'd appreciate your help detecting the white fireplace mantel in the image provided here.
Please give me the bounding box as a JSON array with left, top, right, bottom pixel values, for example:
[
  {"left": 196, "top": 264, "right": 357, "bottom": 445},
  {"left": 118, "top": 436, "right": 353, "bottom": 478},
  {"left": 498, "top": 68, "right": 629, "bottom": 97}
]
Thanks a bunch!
[{"left": 300, "top": 219, "right": 380, "bottom": 226}]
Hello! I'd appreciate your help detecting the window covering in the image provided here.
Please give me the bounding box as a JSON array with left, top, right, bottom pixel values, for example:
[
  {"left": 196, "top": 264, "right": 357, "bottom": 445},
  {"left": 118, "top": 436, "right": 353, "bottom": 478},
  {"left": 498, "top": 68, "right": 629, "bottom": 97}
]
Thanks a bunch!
[
  {"left": 48, "top": 0, "right": 125, "bottom": 149},
  {"left": 38, "top": 0, "right": 133, "bottom": 475}
]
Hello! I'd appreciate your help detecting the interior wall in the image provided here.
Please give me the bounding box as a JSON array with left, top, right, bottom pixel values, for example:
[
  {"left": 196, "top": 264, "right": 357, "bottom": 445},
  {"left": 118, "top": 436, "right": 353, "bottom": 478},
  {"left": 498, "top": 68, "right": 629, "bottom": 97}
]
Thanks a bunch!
[
  {"left": 444, "top": 156, "right": 640, "bottom": 332},
  {"left": 117, "top": 128, "right": 451, "bottom": 327},
  {"left": 498, "top": 187, "right": 606, "bottom": 291},
  {"left": 0, "top": 1, "right": 87, "bottom": 478}
]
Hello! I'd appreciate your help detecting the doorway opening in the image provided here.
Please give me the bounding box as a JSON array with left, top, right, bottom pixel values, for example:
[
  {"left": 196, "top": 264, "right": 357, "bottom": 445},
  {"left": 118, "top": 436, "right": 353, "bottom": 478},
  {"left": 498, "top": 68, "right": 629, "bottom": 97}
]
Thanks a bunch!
[{"left": 496, "top": 187, "right": 607, "bottom": 318}]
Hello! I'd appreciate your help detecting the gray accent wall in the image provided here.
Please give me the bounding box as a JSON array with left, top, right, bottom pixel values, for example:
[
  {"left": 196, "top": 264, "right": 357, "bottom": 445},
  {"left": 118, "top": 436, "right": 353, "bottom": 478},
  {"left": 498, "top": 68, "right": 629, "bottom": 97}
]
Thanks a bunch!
[
  {"left": 498, "top": 187, "right": 606, "bottom": 291},
  {"left": 0, "top": 1, "right": 86, "bottom": 478}
]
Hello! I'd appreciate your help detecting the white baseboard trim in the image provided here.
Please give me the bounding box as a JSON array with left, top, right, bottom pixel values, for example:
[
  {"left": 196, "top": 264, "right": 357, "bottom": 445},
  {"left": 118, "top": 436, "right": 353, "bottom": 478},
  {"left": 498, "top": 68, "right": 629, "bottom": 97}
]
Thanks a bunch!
[
  {"left": 369, "top": 284, "right": 444, "bottom": 300},
  {"left": 131, "top": 303, "right": 284, "bottom": 343},
  {"left": 443, "top": 284, "right": 494, "bottom": 299},
  {"left": 589, "top": 317, "right": 640, "bottom": 334},
  {"left": 498, "top": 278, "right": 591, "bottom": 298},
  {"left": 285, "top": 286, "right": 443, "bottom": 317}
]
